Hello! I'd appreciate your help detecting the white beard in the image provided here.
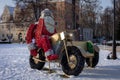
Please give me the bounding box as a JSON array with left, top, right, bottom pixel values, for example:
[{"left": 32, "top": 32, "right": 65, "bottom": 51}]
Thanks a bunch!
[{"left": 44, "top": 16, "right": 55, "bottom": 33}]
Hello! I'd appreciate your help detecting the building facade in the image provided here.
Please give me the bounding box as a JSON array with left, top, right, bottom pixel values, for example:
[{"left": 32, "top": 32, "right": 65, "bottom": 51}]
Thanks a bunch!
[
  {"left": 0, "top": 5, "right": 30, "bottom": 42},
  {"left": 83, "top": 28, "right": 93, "bottom": 41}
]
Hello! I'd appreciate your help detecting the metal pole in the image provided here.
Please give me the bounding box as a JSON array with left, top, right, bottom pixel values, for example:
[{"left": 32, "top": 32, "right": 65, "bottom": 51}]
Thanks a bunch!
[
  {"left": 46, "top": 0, "right": 48, "bottom": 8},
  {"left": 112, "top": 0, "right": 117, "bottom": 59},
  {"left": 72, "top": 0, "right": 76, "bottom": 29}
]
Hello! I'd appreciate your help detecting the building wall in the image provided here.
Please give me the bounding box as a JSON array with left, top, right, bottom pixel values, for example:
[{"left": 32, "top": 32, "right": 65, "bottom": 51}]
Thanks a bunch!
[
  {"left": 1, "top": 6, "right": 12, "bottom": 22},
  {"left": 83, "top": 28, "right": 93, "bottom": 41},
  {"left": 0, "top": 23, "right": 10, "bottom": 42},
  {"left": 0, "top": 5, "right": 30, "bottom": 42},
  {"left": 55, "top": 1, "right": 80, "bottom": 31}
]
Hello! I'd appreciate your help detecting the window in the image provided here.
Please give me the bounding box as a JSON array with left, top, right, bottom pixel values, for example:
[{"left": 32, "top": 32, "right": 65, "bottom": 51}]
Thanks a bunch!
[
  {"left": 4, "top": 17, "right": 5, "bottom": 20},
  {"left": 55, "top": 22, "right": 57, "bottom": 25},
  {"left": 2, "top": 26, "right": 4, "bottom": 29},
  {"left": 76, "top": 15, "right": 79, "bottom": 20},
  {"left": 2, "top": 34, "right": 5, "bottom": 37}
]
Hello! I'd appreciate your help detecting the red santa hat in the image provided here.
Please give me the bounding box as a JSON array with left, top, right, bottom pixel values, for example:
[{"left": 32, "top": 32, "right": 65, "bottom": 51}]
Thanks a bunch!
[{"left": 40, "top": 8, "right": 54, "bottom": 18}]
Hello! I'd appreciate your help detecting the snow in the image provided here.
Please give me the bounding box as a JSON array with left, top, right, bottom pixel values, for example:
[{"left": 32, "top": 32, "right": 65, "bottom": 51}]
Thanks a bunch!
[{"left": 0, "top": 43, "right": 120, "bottom": 80}]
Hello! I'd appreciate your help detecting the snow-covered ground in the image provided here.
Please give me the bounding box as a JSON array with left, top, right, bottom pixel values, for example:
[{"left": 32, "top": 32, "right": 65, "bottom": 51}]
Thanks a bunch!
[{"left": 0, "top": 43, "right": 120, "bottom": 80}]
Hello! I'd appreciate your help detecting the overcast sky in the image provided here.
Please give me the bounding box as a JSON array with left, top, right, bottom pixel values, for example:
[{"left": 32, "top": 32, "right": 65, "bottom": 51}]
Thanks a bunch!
[
  {"left": 0, "top": 0, "right": 15, "bottom": 16},
  {"left": 100, "top": 0, "right": 112, "bottom": 9},
  {"left": 0, "top": 0, "right": 112, "bottom": 16}
]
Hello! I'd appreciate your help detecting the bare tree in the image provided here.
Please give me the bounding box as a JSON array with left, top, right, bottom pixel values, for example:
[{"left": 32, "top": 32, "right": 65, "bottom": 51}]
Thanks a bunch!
[
  {"left": 115, "top": 0, "right": 120, "bottom": 40},
  {"left": 79, "top": 0, "right": 100, "bottom": 26},
  {"left": 79, "top": 0, "right": 101, "bottom": 38},
  {"left": 101, "top": 7, "right": 113, "bottom": 40},
  {"left": 13, "top": 0, "right": 45, "bottom": 21}
]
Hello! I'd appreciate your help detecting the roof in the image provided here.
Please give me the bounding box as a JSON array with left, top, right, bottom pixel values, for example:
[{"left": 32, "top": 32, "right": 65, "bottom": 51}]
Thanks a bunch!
[{"left": 6, "top": 6, "right": 14, "bottom": 15}]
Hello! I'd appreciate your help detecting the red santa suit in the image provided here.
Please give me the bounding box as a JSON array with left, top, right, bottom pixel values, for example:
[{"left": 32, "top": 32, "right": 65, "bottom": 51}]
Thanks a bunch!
[
  {"left": 26, "top": 24, "right": 37, "bottom": 56},
  {"left": 26, "top": 9, "right": 58, "bottom": 61}
]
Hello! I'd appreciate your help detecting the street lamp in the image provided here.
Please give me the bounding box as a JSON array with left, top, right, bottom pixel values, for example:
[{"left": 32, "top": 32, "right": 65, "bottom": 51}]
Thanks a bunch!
[
  {"left": 7, "top": 25, "right": 13, "bottom": 43},
  {"left": 108, "top": 0, "right": 117, "bottom": 59},
  {"left": 112, "top": 0, "right": 117, "bottom": 59},
  {"left": 72, "top": 0, "right": 76, "bottom": 29}
]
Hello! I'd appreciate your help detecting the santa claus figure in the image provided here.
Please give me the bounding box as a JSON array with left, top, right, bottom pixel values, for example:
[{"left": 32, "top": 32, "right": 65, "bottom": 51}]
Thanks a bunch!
[{"left": 26, "top": 9, "right": 58, "bottom": 61}]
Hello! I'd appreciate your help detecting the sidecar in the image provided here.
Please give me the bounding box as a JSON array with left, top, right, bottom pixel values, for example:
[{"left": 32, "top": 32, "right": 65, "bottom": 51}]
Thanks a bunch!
[
  {"left": 67, "top": 41, "right": 99, "bottom": 67},
  {"left": 66, "top": 30, "right": 100, "bottom": 68}
]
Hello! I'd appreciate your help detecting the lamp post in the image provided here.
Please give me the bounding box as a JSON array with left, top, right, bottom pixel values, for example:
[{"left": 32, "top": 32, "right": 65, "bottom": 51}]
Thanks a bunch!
[
  {"left": 72, "top": 0, "right": 76, "bottom": 29},
  {"left": 7, "top": 25, "right": 13, "bottom": 43},
  {"left": 112, "top": 0, "right": 117, "bottom": 59},
  {"left": 45, "top": 0, "right": 48, "bottom": 8}
]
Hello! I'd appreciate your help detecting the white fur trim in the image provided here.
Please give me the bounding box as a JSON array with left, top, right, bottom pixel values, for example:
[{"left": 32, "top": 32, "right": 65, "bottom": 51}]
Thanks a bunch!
[
  {"left": 35, "top": 22, "right": 38, "bottom": 24},
  {"left": 27, "top": 43, "right": 36, "bottom": 50},
  {"left": 45, "top": 49, "right": 54, "bottom": 57},
  {"left": 40, "top": 13, "right": 44, "bottom": 18},
  {"left": 40, "top": 8, "right": 54, "bottom": 18},
  {"left": 32, "top": 38, "right": 35, "bottom": 43},
  {"left": 45, "top": 50, "right": 51, "bottom": 57}
]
